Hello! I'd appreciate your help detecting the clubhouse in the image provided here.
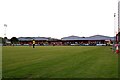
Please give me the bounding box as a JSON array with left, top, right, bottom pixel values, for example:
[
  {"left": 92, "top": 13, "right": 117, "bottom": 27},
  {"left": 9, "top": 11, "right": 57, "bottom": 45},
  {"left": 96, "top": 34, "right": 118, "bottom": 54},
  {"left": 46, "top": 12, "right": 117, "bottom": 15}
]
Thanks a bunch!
[{"left": 18, "top": 35, "right": 114, "bottom": 46}]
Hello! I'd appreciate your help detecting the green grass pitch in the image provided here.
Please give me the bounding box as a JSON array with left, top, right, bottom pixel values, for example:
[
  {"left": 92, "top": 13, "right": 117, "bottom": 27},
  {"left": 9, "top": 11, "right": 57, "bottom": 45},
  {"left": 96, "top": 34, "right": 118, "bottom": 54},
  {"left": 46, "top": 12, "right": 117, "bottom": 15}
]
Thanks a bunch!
[{"left": 2, "top": 46, "right": 118, "bottom": 78}]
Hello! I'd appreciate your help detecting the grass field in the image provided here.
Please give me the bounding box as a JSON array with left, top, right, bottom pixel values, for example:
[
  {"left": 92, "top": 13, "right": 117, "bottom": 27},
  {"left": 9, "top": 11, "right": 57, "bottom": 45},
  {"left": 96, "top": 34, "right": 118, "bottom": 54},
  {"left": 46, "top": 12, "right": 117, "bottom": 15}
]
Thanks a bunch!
[{"left": 2, "top": 46, "right": 118, "bottom": 78}]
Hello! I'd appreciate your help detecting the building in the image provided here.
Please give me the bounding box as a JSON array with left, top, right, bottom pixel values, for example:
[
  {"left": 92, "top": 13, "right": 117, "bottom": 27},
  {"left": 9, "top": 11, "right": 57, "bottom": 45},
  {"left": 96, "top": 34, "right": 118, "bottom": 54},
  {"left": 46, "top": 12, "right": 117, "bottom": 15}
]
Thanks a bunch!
[
  {"left": 61, "top": 35, "right": 114, "bottom": 46},
  {"left": 18, "top": 35, "right": 114, "bottom": 46},
  {"left": 18, "top": 37, "right": 49, "bottom": 46},
  {"left": 18, "top": 37, "right": 62, "bottom": 46},
  {"left": 48, "top": 38, "right": 63, "bottom": 46}
]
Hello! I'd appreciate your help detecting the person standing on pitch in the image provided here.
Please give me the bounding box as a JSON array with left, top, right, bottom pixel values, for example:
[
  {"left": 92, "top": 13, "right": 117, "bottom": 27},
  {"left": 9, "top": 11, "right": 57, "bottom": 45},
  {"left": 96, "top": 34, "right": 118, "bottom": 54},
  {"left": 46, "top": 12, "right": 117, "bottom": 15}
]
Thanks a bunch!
[{"left": 33, "top": 39, "right": 35, "bottom": 48}]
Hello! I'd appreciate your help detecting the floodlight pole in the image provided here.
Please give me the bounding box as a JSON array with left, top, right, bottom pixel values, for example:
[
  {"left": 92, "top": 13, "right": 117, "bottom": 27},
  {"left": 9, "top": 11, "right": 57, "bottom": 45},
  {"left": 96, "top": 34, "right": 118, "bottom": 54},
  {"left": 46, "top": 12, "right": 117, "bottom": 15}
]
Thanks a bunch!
[
  {"left": 115, "top": 0, "right": 120, "bottom": 54},
  {"left": 4, "top": 24, "right": 7, "bottom": 37},
  {"left": 118, "top": 0, "right": 120, "bottom": 43}
]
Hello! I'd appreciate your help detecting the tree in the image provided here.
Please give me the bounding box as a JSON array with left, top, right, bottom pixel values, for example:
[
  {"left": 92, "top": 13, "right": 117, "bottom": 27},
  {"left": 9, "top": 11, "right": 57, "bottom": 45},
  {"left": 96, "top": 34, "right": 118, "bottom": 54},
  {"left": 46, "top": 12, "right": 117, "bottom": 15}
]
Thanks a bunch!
[
  {"left": 2, "top": 37, "right": 8, "bottom": 46},
  {"left": 10, "top": 37, "right": 19, "bottom": 46},
  {"left": 118, "top": 32, "right": 120, "bottom": 42},
  {"left": 0, "top": 37, "right": 3, "bottom": 46}
]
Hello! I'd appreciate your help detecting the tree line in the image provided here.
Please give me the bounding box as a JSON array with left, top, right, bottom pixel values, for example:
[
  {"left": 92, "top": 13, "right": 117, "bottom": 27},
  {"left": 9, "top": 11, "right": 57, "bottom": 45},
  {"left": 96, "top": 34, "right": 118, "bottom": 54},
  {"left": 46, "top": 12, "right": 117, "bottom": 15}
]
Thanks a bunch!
[{"left": 0, "top": 37, "right": 19, "bottom": 46}]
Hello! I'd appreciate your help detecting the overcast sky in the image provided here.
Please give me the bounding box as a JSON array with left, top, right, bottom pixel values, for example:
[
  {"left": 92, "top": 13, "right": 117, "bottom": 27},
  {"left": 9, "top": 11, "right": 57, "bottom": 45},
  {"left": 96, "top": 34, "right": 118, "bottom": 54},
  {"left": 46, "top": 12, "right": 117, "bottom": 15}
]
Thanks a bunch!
[{"left": 0, "top": 0, "right": 118, "bottom": 39}]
